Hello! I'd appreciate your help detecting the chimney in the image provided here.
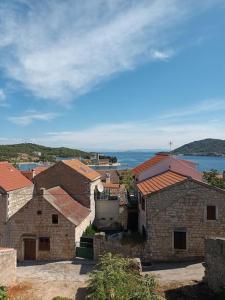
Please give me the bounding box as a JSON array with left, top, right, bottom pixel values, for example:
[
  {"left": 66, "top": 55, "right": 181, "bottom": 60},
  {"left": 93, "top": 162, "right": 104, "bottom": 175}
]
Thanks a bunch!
[{"left": 106, "top": 173, "right": 110, "bottom": 183}]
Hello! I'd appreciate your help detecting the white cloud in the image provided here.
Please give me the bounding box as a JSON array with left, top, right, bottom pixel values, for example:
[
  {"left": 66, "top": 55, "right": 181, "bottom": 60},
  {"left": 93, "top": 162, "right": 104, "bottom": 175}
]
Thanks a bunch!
[
  {"left": 8, "top": 112, "right": 58, "bottom": 126},
  {"left": 0, "top": 89, "right": 7, "bottom": 106},
  {"left": 0, "top": 0, "right": 221, "bottom": 102}
]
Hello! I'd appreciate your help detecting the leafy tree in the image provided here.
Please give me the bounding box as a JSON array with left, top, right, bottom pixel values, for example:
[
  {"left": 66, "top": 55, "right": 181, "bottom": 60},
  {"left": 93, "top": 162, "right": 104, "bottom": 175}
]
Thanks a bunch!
[
  {"left": 120, "top": 170, "right": 134, "bottom": 192},
  {"left": 86, "top": 253, "right": 159, "bottom": 300},
  {"left": 203, "top": 169, "right": 225, "bottom": 189},
  {"left": 0, "top": 286, "right": 8, "bottom": 300}
]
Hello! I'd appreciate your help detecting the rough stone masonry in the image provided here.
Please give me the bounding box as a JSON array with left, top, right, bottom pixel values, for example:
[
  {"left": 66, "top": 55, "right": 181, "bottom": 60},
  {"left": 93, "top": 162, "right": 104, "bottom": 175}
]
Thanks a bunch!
[
  {"left": 205, "top": 237, "right": 225, "bottom": 292},
  {"left": 0, "top": 248, "right": 16, "bottom": 286}
]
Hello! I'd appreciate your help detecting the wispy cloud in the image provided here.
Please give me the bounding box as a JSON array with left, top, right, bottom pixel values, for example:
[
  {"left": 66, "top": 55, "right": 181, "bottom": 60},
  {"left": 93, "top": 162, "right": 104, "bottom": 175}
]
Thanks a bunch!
[
  {"left": 0, "top": 89, "right": 7, "bottom": 107},
  {"left": 159, "top": 99, "right": 225, "bottom": 119},
  {"left": 0, "top": 0, "right": 221, "bottom": 102},
  {"left": 8, "top": 112, "right": 58, "bottom": 126}
]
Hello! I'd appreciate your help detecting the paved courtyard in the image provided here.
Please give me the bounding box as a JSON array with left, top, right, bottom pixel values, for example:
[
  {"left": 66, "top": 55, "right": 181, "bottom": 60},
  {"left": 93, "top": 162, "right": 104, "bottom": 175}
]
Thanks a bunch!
[{"left": 8, "top": 259, "right": 205, "bottom": 300}]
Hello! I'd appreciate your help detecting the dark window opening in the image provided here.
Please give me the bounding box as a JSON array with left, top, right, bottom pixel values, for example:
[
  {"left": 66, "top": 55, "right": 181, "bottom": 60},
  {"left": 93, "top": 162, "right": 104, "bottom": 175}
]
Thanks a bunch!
[
  {"left": 39, "top": 237, "right": 50, "bottom": 251},
  {"left": 37, "top": 210, "right": 42, "bottom": 215},
  {"left": 207, "top": 206, "right": 216, "bottom": 220},
  {"left": 142, "top": 225, "right": 147, "bottom": 240},
  {"left": 141, "top": 197, "right": 145, "bottom": 210},
  {"left": 52, "top": 214, "right": 58, "bottom": 224},
  {"left": 174, "top": 231, "right": 186, "bottom": 250}
]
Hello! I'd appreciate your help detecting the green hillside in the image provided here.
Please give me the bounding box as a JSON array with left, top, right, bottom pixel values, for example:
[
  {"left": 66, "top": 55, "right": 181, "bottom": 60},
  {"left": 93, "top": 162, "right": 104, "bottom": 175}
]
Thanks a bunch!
[
  {"left": 172, "top": 138, "right": 225, "bottom": 156},
  {"left": 0, "top": 143, "right": 90, "bottom": 162}
]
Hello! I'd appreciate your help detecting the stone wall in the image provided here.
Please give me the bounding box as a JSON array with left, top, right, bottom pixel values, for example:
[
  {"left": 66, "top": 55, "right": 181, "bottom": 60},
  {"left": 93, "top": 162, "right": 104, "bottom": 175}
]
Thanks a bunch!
[
  {"left": 144, "top": 180, "right": 225, "bottom": 261},
  {"left": 0, "top": 248, "right": 16, "bottom": 286},
  {"left": 93, "top": 232, "right": 145, "bottom": 260},
  {"left": 8, "top": 185, "right": 34, "bottom": 219},
  {"left": 205, "top": 237, "right": 225, "bottom": 292},
  {"left": 6, "top": 195, "right": 76, "bottom": 261}
]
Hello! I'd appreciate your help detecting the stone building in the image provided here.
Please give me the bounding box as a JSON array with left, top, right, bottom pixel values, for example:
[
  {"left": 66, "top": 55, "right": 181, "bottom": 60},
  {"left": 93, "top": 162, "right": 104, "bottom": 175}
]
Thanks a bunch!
[
  {"left": 133, "top": 154, "right": 225, "bottom": 261},
  {"left": 7, "top": 187, "right": 91, "bottom": 260},
  {"left": 33, "top": 160, "right": 102, "bottom": 223},
  {"left": 0, "top": 162, "right": 33, "bottom": 245}
]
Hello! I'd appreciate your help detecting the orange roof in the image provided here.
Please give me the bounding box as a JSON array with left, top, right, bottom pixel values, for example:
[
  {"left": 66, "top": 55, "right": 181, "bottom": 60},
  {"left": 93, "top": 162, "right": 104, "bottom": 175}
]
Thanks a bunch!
[
  {"left": 62, "top": 159, "right": 100, "bottom": 181},
  {"left": 103, "top": 182, "right": 120, "bottom": 189},
  {"left": 0, "top": 162, "right": 32, "bottom": 192},
  {"left": 46, "top": 186, "right": 90, "bottom": 226},
  {"left": 34, "top": 166, "right": 48, "bottom": 175},
  {"left": 132, "top": 153, "right": 169, "bottom": 175},
  {"left": 137, "top": 171, "right": 187, "bottom": 196}
]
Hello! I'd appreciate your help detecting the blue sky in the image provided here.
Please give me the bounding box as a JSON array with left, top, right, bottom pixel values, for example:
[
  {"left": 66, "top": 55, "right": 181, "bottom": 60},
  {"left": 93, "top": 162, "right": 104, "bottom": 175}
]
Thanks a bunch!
[{"left": 0, "top": 0, "right": 225, "bottom": 151}]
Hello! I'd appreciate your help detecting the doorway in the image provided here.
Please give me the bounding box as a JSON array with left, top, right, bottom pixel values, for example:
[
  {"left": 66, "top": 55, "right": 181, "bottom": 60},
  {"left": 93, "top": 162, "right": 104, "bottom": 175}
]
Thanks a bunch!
[{"left": 24, "top": 238, "right": 36, "bottom": 260}]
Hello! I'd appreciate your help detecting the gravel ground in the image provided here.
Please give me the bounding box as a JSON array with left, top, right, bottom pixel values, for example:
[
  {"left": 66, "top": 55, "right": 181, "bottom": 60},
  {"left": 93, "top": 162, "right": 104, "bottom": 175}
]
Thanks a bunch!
[{"left": 8, "top": 260, "right": 205, "bottom": 300}]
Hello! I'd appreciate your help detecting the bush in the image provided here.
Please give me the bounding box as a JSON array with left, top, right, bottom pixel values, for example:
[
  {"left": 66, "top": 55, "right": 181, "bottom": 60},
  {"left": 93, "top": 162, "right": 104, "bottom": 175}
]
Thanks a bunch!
[
  {"left": 0, "top": 287, "right": 8, "bottom": 300},
  {"left": 86, "top": 253, "right": 159, "bottom": 300},
  {"left": 83, "top": 225, "right": 98, "bottom": 237}
]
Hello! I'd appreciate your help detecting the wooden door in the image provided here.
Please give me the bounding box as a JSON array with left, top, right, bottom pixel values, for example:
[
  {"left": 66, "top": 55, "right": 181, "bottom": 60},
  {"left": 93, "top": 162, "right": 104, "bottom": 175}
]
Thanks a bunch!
[{"left": 24, "top": 239, "right": 36, "bottom": 260}]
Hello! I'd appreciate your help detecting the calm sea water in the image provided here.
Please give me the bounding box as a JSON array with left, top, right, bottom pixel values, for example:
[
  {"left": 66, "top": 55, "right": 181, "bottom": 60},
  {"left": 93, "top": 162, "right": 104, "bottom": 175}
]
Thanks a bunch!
[{"left": 18, "top": 151, "right": 225, "bottom": 172}]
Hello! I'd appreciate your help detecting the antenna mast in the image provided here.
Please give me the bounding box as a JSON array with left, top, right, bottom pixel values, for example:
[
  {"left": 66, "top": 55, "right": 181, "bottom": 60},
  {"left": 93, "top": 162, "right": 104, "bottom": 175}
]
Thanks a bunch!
[{"left": 169, "top": 140, "right": 173, "bottom": 152}]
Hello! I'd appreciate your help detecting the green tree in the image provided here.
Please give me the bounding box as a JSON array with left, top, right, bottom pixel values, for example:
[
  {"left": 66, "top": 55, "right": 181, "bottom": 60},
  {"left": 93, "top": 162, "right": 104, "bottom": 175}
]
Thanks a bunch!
[
  {"left": 203, "top": 169, "right": 225, "bottom": 189},
  {"left": 120, "top": 170, "right": 134, "bottom": 192},
  {"left": 86, "top": 253, "right": 159, "bottom": 300}
]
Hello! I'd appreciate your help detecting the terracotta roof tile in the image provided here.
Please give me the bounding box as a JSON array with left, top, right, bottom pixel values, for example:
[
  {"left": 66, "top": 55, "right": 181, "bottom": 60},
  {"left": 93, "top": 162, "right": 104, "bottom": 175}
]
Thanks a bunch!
[
  {"left": 62, "top": 160, "right": 100, "bottom": 181},
  {"left": 0, "top": 162, "right": 32, "bottom": 192},
  {"left": 34, "top": 166, "right": 48, "bottom": 175},
  {"left": 132, "top": 153, "right": 169, "bottom": 175},
  {"left": 46, "top": 186, "right": 90, "bottom": 226},
  {"left": 137, "top": 171, "right": 187, "bottom": 196}
]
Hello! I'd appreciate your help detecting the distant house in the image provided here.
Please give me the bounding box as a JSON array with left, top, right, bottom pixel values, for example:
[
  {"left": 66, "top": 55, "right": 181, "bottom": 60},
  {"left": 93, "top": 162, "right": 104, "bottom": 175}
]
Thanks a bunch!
[
  {"left": 133, "top": 153, "right": 225, "bottom": 261},
  {"left": 98, "top": 169, "right": 120, "bottom": 184},
  {"left": 0, "top": 162, "right": 33, "bottom": 245}
]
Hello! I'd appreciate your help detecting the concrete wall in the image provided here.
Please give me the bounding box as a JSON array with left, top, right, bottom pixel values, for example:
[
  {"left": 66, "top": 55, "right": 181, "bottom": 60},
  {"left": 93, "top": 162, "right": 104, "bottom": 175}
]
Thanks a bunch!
[
  {"left": 205, "top": 238, "right": 225, "bottom": 292},
  {"left": 95, "top": 200, "right": 120, "bottom": 228},
  {"left": 6, "top": 196, "right": 76, "bottom": 260},
  {"left": 144, "top": 180, "right": 225, "bottom": 261},
  {"left": 0, "top": 248, "right": 16, "bottom": 286}
]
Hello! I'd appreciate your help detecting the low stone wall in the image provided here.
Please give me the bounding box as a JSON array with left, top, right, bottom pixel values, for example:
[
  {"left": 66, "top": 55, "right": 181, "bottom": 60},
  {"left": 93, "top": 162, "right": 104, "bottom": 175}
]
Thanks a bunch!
[
  {"left": 94, "top": 232, "right": 145, "bottom": 260},
  {"left": 0, "top": 248, "right": 16, "bottom": 286},
  {"left": 205, "top": 237, "right": 225, "bottom": 292}
]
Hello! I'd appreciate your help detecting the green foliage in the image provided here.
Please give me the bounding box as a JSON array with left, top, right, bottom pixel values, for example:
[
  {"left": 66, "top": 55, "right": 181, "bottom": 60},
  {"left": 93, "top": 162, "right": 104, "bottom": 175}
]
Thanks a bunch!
[
  {"left": 83, "top": 225, "right": 98, "bottom": 237},
  {"left": 119, "top": 170, "right": 134, "bottom": 192},
  {"left": 0, "top": 286, "right": 8, "bottom": 300},
  {"left": 0, "top": 143, "right": 90, "bottom": 162},
  {"left": 86, "top": 253, "right": 159, "bottom": 300},
  {"left": 203, "top": 169, "right": 225, "bottom": 189},
  {"left": 172, "top": 138, "right": 225, "bottom": 156}
]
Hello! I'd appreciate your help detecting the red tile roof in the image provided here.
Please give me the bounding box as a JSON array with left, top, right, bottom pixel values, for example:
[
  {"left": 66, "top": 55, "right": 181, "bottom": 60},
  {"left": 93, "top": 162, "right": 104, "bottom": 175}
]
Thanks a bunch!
[
  {"left": 62, "top": 160, "right": 100, "bottom": 181},
  {"left": 0, "top": 162, "right": 32, "bottom": 192},
  {"left": 137, "top": 171, "right": 188, "bottom": 196},
  {"left": 46, "top": 186, "right": 90, "bottom": 226},
  {"left": 34, "top": 166, "right": 48, "bottom": 175},
  {"left": 132, "top": 153, "right": 169, "bottom": 175}
]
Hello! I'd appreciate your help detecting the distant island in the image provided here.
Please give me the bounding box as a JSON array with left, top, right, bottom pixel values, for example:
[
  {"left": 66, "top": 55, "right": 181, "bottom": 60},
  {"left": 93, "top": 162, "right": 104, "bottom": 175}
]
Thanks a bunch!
[
  {"left": 172, "top": 138, "right": 225, "bottom": 157},
  {"left": 0, "top": 143, "right": 117, "bottom": 165}
]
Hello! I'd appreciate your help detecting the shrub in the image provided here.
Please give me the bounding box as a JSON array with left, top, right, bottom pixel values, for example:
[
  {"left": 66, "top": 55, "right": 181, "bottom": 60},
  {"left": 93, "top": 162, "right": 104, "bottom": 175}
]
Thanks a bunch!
[
  {"left": 86, "top": 253, "right": 159, "bottom": 300},
  {"left": 83, "top": 225, "right": 98, "bottom": 237},
  {"left": 0, "top": 287, "right": 8, "bottom": 300}
]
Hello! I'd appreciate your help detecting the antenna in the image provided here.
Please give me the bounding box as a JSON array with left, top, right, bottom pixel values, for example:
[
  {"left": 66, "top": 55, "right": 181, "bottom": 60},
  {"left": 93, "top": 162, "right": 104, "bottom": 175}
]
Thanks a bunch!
[{"left": 169, "top": 140, "right": 173, "bottom": 152}]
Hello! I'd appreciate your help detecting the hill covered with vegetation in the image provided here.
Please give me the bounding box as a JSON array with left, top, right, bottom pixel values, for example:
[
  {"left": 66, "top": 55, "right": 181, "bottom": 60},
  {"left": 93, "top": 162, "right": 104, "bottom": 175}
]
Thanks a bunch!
[
  {"left": 0, "top": 143, "right": 90, "bottom": 162},
  {"left": 172, "top": 138, "right": 225, "bottom": 156}
]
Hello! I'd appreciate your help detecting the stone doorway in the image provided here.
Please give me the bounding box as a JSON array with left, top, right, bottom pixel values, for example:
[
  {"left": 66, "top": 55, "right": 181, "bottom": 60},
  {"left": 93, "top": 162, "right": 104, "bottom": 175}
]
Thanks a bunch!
[{"left": 24, "top": 238, "right": 36, "bottom": 260}]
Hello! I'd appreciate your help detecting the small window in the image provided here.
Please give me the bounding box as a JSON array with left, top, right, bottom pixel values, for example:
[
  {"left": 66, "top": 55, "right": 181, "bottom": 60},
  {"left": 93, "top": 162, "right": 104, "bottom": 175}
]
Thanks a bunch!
[
  {"left": 37, "top": 210, "right": 42, "bottom": 215},
  {"left": 52, "top": 214, "right": 58, "bottom": 224},
  {"left": 39, "top": 237, "right": 50, "bottom": 251},
  {"left": 174, "top": 231, "right": 186, "bottom": 250},
  {"left": 141, "top": 197, "right": 145, "bottom": 210},
  {"left": 207, "top": 206, "right": 216, "bottom": 220}
]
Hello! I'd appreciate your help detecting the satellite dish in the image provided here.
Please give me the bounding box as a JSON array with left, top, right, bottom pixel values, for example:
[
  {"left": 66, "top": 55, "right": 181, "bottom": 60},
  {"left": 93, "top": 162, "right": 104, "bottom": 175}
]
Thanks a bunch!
[{"left": 97, "top": 182, "right": 104, "bottom": 193}]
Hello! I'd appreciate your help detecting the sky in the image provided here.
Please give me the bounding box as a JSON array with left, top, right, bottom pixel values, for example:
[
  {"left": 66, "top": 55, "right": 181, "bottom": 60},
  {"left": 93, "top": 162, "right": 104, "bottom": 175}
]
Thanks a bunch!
[{"left": 0, "top": 0, "right": 225, "bottom": 151}]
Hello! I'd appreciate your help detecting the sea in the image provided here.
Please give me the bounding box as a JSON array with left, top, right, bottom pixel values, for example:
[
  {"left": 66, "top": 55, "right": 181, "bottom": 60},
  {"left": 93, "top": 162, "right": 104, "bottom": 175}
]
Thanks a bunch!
[{"left": 18, "top": 151, "right": 225, "bottom": 172}]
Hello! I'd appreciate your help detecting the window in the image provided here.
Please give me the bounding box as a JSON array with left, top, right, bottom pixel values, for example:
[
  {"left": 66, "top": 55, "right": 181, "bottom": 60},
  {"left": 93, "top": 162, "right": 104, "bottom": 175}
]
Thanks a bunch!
[
  {"left": 141, "top": 197, "right": 145, "bottom": 210},
  {"left": 207, "top": 206, "right": 216, "bottom": 220},
  {"left": 39, "top": 237, "right": 50, "bottom": 251},
  {"left": 37, "top": 210, "right": 42, "bottom": 215},
  {"left": 174, "top": 231, "right": 186, "bottom": 250},
  {"left": 52, "top": 214, "right": 58, "bottom": 224}
]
